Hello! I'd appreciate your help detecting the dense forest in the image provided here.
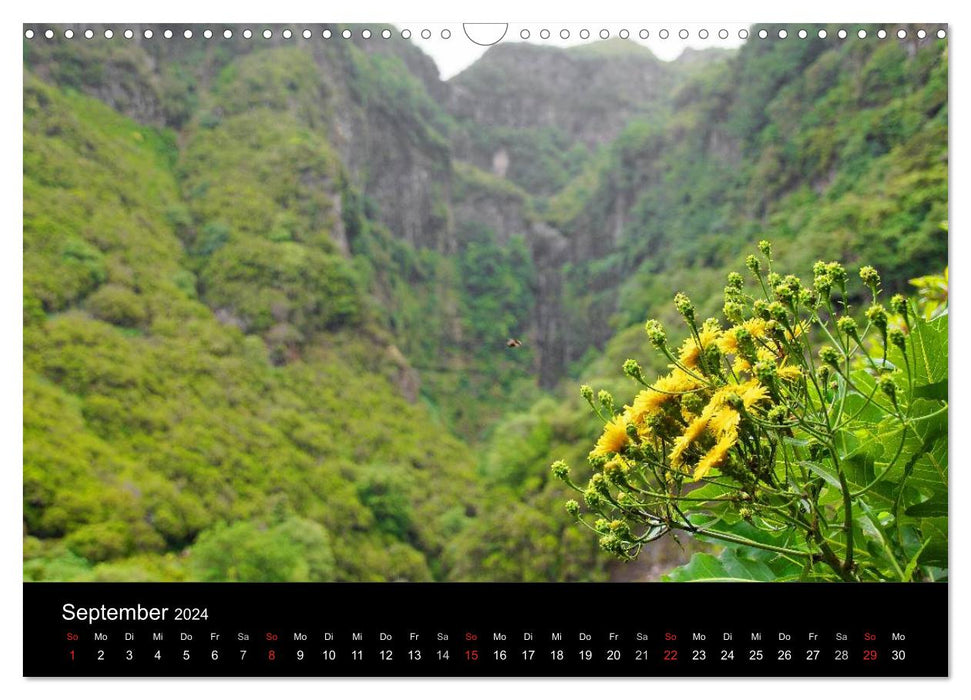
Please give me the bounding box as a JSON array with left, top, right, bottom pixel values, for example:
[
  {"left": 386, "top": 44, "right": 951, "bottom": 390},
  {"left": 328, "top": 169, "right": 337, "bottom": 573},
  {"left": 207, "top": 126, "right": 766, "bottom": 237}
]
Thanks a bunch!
[{"left": 23, "top": 24, "right": 947, "bottom": 582}]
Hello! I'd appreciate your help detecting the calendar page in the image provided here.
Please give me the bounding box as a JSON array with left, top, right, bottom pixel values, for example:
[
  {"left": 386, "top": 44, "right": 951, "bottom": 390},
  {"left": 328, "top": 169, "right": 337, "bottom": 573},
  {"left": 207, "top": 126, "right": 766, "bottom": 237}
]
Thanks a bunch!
[{"left": 21, "top": 18, "right": 949, "bottom": 679}]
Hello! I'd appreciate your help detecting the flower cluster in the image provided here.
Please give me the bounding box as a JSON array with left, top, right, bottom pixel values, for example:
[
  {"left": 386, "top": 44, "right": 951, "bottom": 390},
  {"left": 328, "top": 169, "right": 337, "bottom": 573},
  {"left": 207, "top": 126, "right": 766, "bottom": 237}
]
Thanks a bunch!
[{"left": 552, "top": 242, "right": 918, "bottom": 576}]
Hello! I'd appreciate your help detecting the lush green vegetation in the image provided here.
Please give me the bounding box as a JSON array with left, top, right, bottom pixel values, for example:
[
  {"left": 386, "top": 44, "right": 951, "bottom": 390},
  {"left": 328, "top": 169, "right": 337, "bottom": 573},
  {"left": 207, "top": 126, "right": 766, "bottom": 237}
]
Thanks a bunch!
[
  {"left": 23, "top": 74, "right": 481, "bottom": 582},
  {"left": 24, "top": 26, "right": 947, "bottom": 583},
  {"left": 23, "top": 36, "right": 608, "bottom": 583},
  {"left": 552, "top": 29, "right": 947, "bottom": 370}
]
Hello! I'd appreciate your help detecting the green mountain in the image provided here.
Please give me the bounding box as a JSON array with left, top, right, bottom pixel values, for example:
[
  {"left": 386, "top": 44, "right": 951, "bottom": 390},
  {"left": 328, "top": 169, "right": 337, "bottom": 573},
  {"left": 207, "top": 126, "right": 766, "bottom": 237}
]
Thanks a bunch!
[{"left": 23, "top": 24, "right": 947, "bottom": 582}]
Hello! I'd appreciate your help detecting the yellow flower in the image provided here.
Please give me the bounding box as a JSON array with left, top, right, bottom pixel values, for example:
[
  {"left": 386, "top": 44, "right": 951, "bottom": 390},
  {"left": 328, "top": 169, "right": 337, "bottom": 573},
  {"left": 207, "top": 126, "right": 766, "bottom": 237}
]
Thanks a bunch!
[
  {"left": 708, "top": 407, "right": 740, "bottom": 436},
  {"left": 699, "top": 322, "right": 722, "bottom": 344},
  {"left": 665, "top": 367, "right": 701, "bottom": 392},
  {"left": 591, "top": 415, "right": 630, "bottom": 458},
  {"left": 718, "top": 318, "right": 766, "bottom": 355},
  {"left": 693, "top": 431, "right": 737, "bottom": 481},
  {"left": 628, "top": 390, "right": 665, "bottom": 424},
  {"left": 677, "top": 323, "right": 721, "bottom": 370},
  {"left": 695, "top": 380, "right": 765, "bottom": 436},
  {"left": 744, "top": 317, "right": 768, "bottom": 337},
  {"left": 678, "top": 337, "right": 703, "bottom": 369},
  {"left": 738, "top": 380, "right": 770, "bottom": 409},
  {"left": 718, "top": 331, "right": 739, "bottom": 356},
  {"left": 756, "top": 347, "right": 776, "bottom": 364},
  {"left": 732, "top": 356, "right": 751, "bottom": 374},
  {"left": 627, "top": 369, "right": 700, "bottom": 424},
  {"left": 701, "top": 385, "right": 736, "bottom": 419},
  {"left": 777, "top": 364, "right": 802, "bottom": 381},
  {"left": 731, "top": 348, "right": 775, "bottom": 378},
  {"left": 669, "top": 415, "right": 709, "bottom": 467},
  {"left": 684, "top": 415, "right": 710, "bottom": 442}
]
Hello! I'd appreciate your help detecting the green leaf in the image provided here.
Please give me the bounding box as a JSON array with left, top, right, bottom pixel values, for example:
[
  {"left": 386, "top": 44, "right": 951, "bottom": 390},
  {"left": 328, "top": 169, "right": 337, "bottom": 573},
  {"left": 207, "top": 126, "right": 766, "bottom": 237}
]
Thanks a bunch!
[
  {"left": 799, "top": 460, "right": 841, "bottom": 489},
  {"left": 902, "top": 540, "right": 930, "bottom": 582},
  {"left": 916, "top": 517, "right": 948, "bottom": 567},
  {"left": 662, "top": 549, "right": 776, "bottom": 582},
  {"left": 889, "top": 313, "right": 947, "bottom": 392},
  {"left": 913, "top": 379, "right": 947, "bottom": 401},
  {"left": 904, "top": 493, "right": 948, "bottom": 518}
]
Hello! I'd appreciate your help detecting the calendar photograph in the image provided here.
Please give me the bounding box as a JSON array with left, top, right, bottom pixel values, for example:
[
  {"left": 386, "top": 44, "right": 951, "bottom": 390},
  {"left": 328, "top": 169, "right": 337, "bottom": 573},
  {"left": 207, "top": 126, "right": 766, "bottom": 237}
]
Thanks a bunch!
[{"left": 23, "top": 22, "right": 948, "bottom": 591}]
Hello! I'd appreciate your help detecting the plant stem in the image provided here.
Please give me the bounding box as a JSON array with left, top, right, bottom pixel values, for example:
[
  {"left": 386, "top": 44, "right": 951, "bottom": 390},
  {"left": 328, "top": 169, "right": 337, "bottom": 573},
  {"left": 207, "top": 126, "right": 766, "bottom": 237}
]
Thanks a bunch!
[{"left": 835, "top": 458, "right": 855, "bottom": 576}]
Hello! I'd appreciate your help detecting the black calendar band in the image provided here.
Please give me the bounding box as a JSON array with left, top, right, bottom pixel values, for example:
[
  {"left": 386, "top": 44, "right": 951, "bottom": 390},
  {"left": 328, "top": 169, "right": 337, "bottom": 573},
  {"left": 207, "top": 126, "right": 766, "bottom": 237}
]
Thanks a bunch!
[{"left": 24, "top": 582, "right": 948, "bottom": 677}]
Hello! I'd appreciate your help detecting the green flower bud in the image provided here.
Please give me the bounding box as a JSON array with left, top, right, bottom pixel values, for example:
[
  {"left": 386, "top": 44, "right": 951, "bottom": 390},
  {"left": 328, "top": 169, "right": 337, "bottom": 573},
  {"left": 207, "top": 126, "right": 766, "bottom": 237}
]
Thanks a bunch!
[
  {"left": 609, "top": 520, "right": 630, "bottom": 539},
  {"left": 623, "top": 358, "right": 643, "bottom": 381},
  {"left": 735, "top": 327, "right": 757, "bottom": 361},
  {"left": 758, "top": 240, "right": 772, "bottom": 258},
  {"left": 879, "top": 376, "right": 897, "bottom": 402},
  {"left": 814, "top": 273, "right": 833, "bottom": 296},
  {"left": 580, "top": 384, "right": 594, "bottom": 402},
  {"left": 598, "top": 533, "right": 623, "bottom": 555},
  {"left": 584, "top": 488, "right": 604, "bottom": 510},
  {"left": 746, "top": 255, "right": 761, "bottom": 275},
  {"left": 590, "top": 472, "right": 611, "bottom": 496},
  {"left": 645, "top": 411, "right": 667, "bottom": 434},
  {"left": 774, "top": 284, "right": 795, "bottom": 307},
  {"left": 859, "top": 265, "right": 881, "bottom": 291},
  {"left": 604, "top": 459, "right": 626, "bottom": 482},
  {"left": 888, "top": 328, "right": 906, "bottom": 351},
  {"left": 816, "top": 365, "right": 831, "bottom": 384},
  {"left": 644, "top": 319, "right": 667, "bottom": 349},
  {"left": 625, "top": 422, "right": 639, "bottom": 440},
  {"left": 767, "top": 301, "right": 787, "bottom": 322},
  {"left": 682, "top": 392, "right": 704, "bottom": 415},
  {"left": 727, "top": 271, "right": 744, "bottom": 290},
  {"left": 890, "top": 294, "right": 907, "bottom": 314},
  {"left": 799, "top": 288, "right": 816, "bottom": 308},
  {"left": 753, "top": 299, "right": 770, "bottom": 320},
  {"left": 890, "top": 294, "right": 909, "bottom": 323},
  {"left": 819, "top": 346, "right": 841, "bottom": 367},
  {"left": 826, "top": 261, "right": 848, "bottom": 286},
  {"left": 866, "top": 304, "right": 889, "bottom": 333},
  {"left": 812, "top": 261, "right": 828, "bottom": 277},
  {"left": 723, "top": 300, "right": 743, "bottom": 322},
  {"left": 766, "top": 405, "right": 787, "bottom": 424},
  {"left": 767, "top": 272, "right": 782, "bottom": 288},
  {"left": 551, "top": 460, "right": 570, "bottom": 481},
  {"left": 836, "top": 316, "right": 859, "bottom": 337},
  {"left": 565, "top": 499, "right": 581, "bottom": 516},
  {"left": 598, "top": 389, "right": 615, "bottom": 412},
  {"left": 594, "top": 518, "right": 610, "bottom": 533},
  {"left": 739, "top": 507, "right": 753, "bottom": 520},
  {"left": 674, "top": 292, "right": 695, "bottom": 322},
  {"left": 754, "top": 361, "right": 776, "bottom": 384}
]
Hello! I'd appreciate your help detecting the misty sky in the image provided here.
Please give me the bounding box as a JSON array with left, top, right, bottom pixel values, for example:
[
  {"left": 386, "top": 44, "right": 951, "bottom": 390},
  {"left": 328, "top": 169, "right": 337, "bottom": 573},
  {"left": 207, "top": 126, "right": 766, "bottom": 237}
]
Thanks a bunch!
[{"left": 394, "top": 22, "right": 750, "bottom": 79}]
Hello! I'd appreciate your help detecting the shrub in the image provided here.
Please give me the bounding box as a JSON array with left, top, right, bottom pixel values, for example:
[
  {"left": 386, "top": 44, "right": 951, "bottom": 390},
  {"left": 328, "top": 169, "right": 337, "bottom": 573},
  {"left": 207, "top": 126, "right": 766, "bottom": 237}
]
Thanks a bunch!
[
  {"left": 187, "top": 517, "right": 337, "bottom": 582},
  {"left": 555, "top": 243, "right": 948, "bottom": 582},
  {"left": 85, "top": 284, "right": 148, "bottom": 327}
]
